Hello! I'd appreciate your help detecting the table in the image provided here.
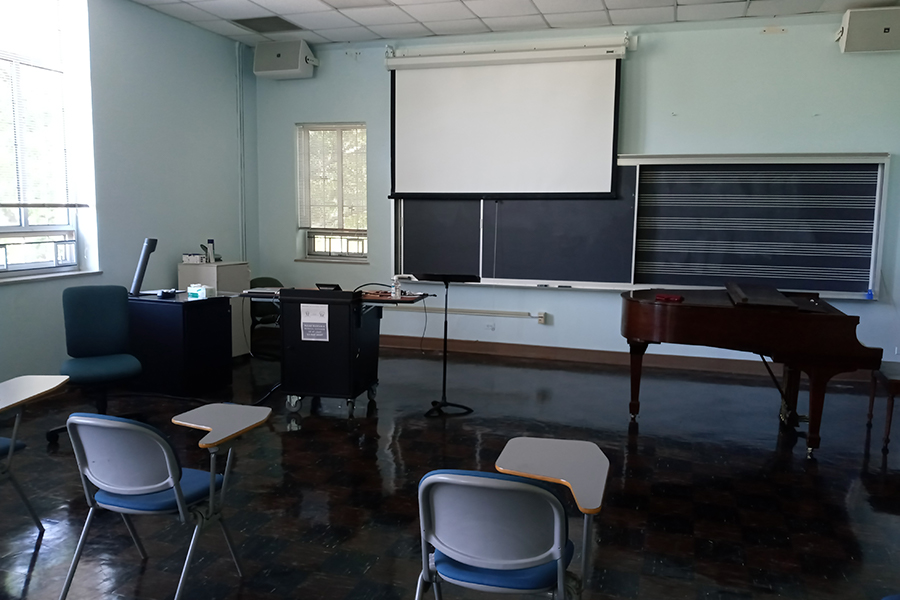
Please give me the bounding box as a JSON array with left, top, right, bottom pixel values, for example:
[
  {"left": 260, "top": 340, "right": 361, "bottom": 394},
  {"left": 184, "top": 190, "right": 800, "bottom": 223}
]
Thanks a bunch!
[
  {"left": 495, "top": 436, "right": 610, "bottom": 593},
  {"left": 1, "top": 375, "right": 69, "bottom": 532},
  {"left": 129, "top": 294, "right": 232, "bottom": 395}
]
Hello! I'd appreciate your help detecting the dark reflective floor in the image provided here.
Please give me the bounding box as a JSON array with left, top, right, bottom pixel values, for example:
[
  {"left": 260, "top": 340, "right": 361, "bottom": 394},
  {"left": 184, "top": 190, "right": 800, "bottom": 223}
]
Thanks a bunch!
[{"left": 2, "top": 345, "right": 900, "bottom": 600}]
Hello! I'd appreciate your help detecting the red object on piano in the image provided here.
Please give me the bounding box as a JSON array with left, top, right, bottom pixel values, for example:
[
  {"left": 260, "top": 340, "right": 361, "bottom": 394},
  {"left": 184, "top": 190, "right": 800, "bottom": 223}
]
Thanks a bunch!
[{"left": 655, "top": 293, "right": 684, "bottom": 303}]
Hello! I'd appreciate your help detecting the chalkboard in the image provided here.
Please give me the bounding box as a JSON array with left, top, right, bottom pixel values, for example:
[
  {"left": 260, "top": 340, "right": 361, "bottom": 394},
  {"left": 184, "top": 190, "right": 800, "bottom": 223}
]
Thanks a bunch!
[
  {"left": 397, "top": 155, "right": 887, "bottom": 296},
  {"left": 398, "top": 166, "right": 636, "bottom": 283},
  {"left": 633, "top": 161, "right": 882, "bottom": 294},
  {"left": 483, "top": 165, "right": 635, "bottom": 282},
  {"left": 400, "top": 199, "right": 481, "bottom": 277}
]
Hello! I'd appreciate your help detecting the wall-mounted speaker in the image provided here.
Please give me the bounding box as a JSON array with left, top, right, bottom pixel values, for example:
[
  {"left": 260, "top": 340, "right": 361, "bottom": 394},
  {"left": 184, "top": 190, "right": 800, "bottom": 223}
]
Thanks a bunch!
[
  {"left": 838, "top": 7, "right": 900, "bottom": 53},
  {"left": 254, "top": 40, "right": 319, "bottom": 79}
]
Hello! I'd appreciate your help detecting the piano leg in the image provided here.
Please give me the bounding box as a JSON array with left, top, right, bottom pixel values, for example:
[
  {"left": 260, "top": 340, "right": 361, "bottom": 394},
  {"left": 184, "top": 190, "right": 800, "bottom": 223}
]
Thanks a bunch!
[
  {"left": 805, "top": 373, "right": 831, "bottom": 459},
  {"left": 780, "top": 366, "right": 801, "bottom": 428},
  {"left": 628, "top": 341, "right": 648, "bottom": 419}
]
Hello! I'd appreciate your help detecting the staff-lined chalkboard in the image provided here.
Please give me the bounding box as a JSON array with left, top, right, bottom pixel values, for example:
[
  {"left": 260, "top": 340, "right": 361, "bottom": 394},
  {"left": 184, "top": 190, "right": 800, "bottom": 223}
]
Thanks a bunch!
[{"left": 396, "top": 154, "right": 888, "bottom": 297}]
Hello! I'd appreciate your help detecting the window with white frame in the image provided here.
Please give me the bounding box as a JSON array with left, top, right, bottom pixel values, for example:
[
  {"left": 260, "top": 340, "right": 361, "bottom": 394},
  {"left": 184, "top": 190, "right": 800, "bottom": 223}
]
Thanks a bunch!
[
  {"left": 0, "top": 0, "right": 92, "bottom": 278},
  {"left": 297, "top": 124, "right": 367, "bottom": 259}
]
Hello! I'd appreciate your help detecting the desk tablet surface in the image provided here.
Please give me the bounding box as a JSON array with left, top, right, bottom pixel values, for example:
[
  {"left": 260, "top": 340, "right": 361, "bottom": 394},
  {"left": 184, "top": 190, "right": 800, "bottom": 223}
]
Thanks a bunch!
[
  {"left": 172, "top": 404, "right": 272, "bottom": 448},
  {"left": 0, "top": 375, "right": 69, "bottom": 412}
]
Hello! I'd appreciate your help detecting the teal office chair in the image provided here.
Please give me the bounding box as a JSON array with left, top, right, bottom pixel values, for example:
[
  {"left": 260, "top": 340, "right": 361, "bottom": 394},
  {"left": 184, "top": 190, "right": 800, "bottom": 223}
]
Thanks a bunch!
[
  {"left": 59, "top": 413, "right": 241, "bottom": 600},
  {"left": 415, "top": 469, "right": 575, "bottom": 600},
  {"left": 1, "top": 430, "right": 43, "bottom": 533},
  {"left": 47, "top": 285, "right": 142, "bottom": 443}
]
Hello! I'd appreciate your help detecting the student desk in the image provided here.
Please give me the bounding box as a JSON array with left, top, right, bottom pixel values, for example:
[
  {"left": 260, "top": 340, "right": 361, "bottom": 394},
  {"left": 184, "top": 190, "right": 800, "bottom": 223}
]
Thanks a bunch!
[
  {"left": 1, "top": 375, "right": 69, "bottom": 531},
  {"left": 495, "top": 436, "right": 610, "bottom": 593}
]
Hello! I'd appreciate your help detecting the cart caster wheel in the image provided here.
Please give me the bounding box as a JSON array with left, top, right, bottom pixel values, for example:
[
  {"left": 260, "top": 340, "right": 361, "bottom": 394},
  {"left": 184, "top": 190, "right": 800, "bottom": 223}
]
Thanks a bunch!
[
  {"left": 366, "top": 399, "right": 377, "bottom": 418},
  {"left": 46, "top": 431, "right": 59, "bottom": 444},
  {"left": 347, "top": 399, "right": 356, "bottom": 419},
  {"left": 310, "top": 396, "right": 322, "bottom": 415},
  {"left": 286, "top": 395, "right": 302, "bottom": 413},
  {"left": 367, "top": 384, "right": 378, "bottom": 402}
]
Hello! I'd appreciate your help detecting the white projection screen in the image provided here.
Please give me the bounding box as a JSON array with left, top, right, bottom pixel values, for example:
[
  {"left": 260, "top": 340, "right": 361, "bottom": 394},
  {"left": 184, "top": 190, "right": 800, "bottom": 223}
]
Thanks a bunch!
[{"left": 392, "top": 58, "right": 620, "bottom": 197}]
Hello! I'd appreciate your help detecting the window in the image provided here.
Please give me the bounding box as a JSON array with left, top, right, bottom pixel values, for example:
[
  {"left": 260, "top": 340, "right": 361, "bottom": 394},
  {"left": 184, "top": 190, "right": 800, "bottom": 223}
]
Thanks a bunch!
[
  {"left": 297, "top": 124, "right": 367, "bottom": 260},
  {"left": 0, "top": 0, "right": 93, "bottom": 278}
]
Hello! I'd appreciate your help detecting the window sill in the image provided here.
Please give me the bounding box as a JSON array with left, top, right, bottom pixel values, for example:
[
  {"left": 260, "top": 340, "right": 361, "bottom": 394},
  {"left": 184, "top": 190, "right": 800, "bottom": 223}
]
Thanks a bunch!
[
  {"left": 295, "top": 257, "right": 369, "bottom": 265},
  {"left": 0, "top": 269, "right": 102, "bottom": 286}
]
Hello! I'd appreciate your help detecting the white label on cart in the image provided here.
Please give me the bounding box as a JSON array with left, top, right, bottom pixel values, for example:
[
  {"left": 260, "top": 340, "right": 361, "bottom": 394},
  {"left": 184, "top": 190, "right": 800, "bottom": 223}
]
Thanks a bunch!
[{"left": 300, "top": 303, "right": 329, "bottom": 341}]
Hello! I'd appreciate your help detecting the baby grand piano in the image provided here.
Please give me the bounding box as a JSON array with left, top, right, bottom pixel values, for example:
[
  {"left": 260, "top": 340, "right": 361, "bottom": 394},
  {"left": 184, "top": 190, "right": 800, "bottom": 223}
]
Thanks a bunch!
[{"left": 621, "top": 283, "right": 882, "bottom": 457}]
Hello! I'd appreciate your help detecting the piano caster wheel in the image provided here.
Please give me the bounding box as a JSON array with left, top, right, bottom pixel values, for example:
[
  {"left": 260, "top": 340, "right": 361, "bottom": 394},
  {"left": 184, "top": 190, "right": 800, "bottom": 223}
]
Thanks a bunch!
[
  {"left": 806, "top": 448, "right": 816, "bottom": 460},
  {"left": 286, "top": 395, "right": 302, "bottom": 413}
]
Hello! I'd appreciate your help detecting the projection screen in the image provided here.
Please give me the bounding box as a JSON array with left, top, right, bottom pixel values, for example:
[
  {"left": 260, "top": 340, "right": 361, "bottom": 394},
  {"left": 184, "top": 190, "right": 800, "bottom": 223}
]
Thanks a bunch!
[{"left": 391, "top": 58, "right": 620, "bottom": 198}]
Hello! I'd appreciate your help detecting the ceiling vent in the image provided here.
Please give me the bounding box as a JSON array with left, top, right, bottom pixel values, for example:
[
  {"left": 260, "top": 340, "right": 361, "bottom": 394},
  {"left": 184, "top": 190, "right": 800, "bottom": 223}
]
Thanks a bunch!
[{"left": 232, "top": 16, "right": 301, "bottom": 34}]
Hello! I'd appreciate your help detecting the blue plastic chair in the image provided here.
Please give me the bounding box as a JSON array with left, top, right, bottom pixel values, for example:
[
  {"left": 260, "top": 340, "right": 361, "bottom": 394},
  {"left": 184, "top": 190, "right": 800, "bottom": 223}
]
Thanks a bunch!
[
  {"left": 415, "top": 469, "right": 574, "bottom": 599},
  {"left": 47, "top": 285, "right": 142, "bottom": 443},
  {"left": 59, "top": 414, "right": 241, "bottom": 600}
]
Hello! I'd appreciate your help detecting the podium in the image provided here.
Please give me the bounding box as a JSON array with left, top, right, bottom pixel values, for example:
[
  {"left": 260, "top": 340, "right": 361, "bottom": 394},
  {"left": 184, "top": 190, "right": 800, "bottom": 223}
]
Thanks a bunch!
[
  {"left": 279, "top": 289, "right": 381, "bottom": 414},
  {"left": 415, "top": 274, "right": 480, "bottom": 417}
]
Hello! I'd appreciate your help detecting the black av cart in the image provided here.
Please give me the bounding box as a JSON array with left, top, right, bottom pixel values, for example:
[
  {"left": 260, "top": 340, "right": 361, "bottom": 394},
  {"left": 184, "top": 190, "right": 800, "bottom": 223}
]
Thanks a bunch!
[{"left": 279, "top": 289, "right": 382, "bottom": 416}]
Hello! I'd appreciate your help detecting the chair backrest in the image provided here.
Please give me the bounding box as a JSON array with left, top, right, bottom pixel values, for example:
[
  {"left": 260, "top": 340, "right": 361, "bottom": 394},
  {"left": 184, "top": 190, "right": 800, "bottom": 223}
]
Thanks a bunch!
[
  {"left": 250, "top": 277, "right": 283, "bottom": 319},
  {"left": 63, "top": 285, "right": 131, "bottom": 358},
  {"left": 66, "top": 413, "right": 182, "bottom": 500},
  {"left": 418, "top": 470, "right": 568, "bottom": 572}
]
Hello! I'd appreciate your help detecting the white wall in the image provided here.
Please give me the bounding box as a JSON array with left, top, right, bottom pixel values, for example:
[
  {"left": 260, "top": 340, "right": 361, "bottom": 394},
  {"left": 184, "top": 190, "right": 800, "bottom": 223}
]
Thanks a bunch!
[
  {"left": 0, "top": 0, "right": 247, "bottom": 381},
  {"left": 254, "top": 14, "right": 900, "bottom": 362}
]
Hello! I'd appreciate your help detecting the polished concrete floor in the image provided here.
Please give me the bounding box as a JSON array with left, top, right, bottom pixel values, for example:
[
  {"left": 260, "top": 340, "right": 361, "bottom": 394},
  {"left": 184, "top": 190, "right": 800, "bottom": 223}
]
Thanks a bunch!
[{"left": 2, "top": 347, "right": 899, "bottom": 600}]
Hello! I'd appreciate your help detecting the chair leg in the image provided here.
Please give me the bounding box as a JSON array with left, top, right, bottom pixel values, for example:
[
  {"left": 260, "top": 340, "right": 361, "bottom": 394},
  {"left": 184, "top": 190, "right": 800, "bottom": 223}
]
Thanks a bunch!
[
  {"left": 218, "top": 519, "right": 243, "bottom": 577},
  {"left": 7, "top": 470, "right": 44, "bottom": 533},
  {"left": 120, "top": 514, "right": 148, "bottom": 560},
  {"left": 414, "top": 572, "right": 430, "bottom": 600},
  {"left": 884, "top": 393, "right": 895, "bottom": 453},
  {"left": 59, "top": 506, "right": 97, "bottom": 600},
  {"left": 174, "top": 524, "right": 202, "bottom": 600},
  {"left": 433, "top": 576, "right": 443, "bottom": 600}
]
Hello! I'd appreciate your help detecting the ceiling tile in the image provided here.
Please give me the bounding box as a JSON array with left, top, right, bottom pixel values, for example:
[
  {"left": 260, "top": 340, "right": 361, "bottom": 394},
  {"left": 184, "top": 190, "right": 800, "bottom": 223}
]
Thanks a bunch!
[
  {"left": 463, "top": 0, "right": 539, "bottom": 18},
  {"left": 533, "top": 0, "right": 607, "bottom": 13},
  {"left": 483, "top": 14, "right": 549, "bottom": 30},
  {"left": 677, "top": 0, "right": 743, "bottom": 4},
  {"left": 131, "top": 0, "right": 181, "bottom": 5},
  {"left": 340, "top": 5, "right": 416, "bottom": 24},
  {"left": 189, "top": 0, "right": 275, "bottom": 19},
  {"left": 284, "top": 9, "right": 359, "bottom": 26},
  {"left": 227, "top": 32, "right": 271, "bottom": 43},
  {"left": 606, "top": 0, "right": 673, "bottom": 8},
  {"left": 368, "top": 22, "right": 434, "bottom": 36},
  {"left": 423, "top": 18, "right": 491, "bottom": 33},
  {"left": 545, "top": 10, "right": 611, "bottom": 26},
  {"left": 677, "top": 1, "right": 745, "bottom": 20},
  {"left": 153, "top": 2, "right": 220, "bottom": 21},
  {"left": 608, "top": 5, "right": 675, "bottom": 23},
  {"left": 266, "top": 29, "right": 332, "bottom": 42},
  {"left": 392, "top": 0, "right": 457, "bottom": 4},
  {"left": 322, "top": 0, "right": 389, "bottom": 7},
  {"left": 318, "top": 25, "right": 382, "bottom": 40},
  {"left": 191, "top": 18, "right": 257, "bottom": 33},
  {"left": 818, "top": 0, "right": 898, "bottom": 11},
  {"left": 746, "top": 0, "right": 824, "bottom": 17},
  {"left": 401, "top": 1, "right": 476, "bottom": 21},
  {"left": 249, "top": 0, "right": 333, "bottom": 12}
]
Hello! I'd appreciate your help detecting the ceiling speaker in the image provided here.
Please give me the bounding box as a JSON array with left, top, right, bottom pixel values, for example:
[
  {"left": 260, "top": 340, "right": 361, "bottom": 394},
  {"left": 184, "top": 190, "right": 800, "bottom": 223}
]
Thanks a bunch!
[
  {"left": 838, "top": 7, "right": 900, "bottom": 53},
  {"left": 254, "top": 41, "right": 319, "bottom": 79}
]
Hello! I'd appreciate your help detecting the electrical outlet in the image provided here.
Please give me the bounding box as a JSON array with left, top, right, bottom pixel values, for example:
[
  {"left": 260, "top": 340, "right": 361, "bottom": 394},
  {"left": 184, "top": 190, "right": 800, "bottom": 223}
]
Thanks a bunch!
[{"left": 537, "top": 312, "right": 546, "bottom": 325}]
